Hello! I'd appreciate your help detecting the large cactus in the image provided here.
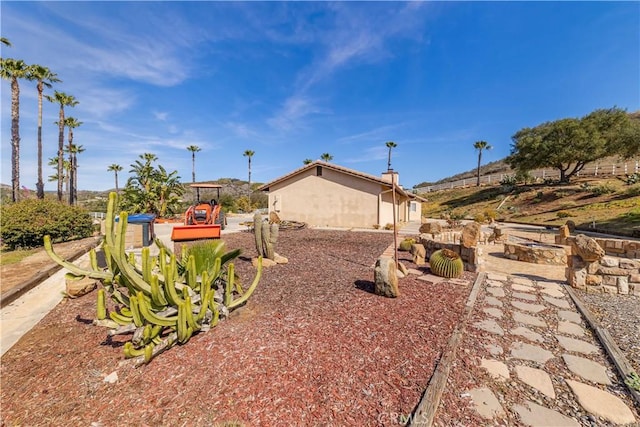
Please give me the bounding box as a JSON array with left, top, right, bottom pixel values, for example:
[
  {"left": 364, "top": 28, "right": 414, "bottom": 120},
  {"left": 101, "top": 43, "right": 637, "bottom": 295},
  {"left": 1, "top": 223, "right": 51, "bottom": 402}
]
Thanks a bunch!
[
  {"left": 45, "top": 192, "right": 262, "bottom": 366},
  {"left": 429, "top": 248, "right": 464, "bottom": 279},
  {"left": 253, "top": 213, "right": 279, "bottom": 260}
]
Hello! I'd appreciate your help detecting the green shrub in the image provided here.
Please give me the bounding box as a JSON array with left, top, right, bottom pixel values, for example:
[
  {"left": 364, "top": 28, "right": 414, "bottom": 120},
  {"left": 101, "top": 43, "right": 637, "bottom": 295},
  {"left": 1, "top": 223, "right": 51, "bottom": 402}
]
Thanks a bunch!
[
  {"left": 624, "top": 185, "right": 640, "bottom": 197},
  {"left": 483, "top": 208, "right": 498, "bottom": 222},
  {"left": 473, "top": 213, "right": 486, "bottom": 224},
  {"left": 590, "top": 184, "right": 616, "bottom": 196},
  {"left": 0, "top": 199, "right": 93, "bottom": 250},
  {"left": 556, "top": 210, "right": 572, "bottom": 219},
  {"left": 624, "top": 173, "right": 640, "bottom": 185},
  {"left": 500, "top": 175, "right": 517, "bottom": 186},
  {"left": 398, "top": 238, "right": 415, "bottom": 251}
]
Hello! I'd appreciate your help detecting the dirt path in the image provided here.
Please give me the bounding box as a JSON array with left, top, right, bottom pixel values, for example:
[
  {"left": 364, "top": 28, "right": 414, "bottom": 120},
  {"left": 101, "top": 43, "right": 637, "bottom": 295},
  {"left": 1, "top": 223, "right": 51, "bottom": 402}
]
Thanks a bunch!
[{"left": 0, "top": 236, "right": 102, "bottom": 296}]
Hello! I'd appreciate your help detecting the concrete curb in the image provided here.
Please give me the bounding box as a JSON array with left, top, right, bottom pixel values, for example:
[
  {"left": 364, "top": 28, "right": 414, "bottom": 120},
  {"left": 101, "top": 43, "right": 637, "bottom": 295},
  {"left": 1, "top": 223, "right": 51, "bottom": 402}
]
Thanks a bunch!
[{"left": 0, "top": 237, "right": 102, "bottom": 309}]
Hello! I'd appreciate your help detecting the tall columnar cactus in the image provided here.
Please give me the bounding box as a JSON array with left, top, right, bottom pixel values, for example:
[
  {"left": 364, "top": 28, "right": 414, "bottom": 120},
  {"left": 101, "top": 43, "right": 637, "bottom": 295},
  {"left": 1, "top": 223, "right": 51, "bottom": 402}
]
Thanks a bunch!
[
  {"left": 253, "top": 213, "right": 279, "bottom": 260},
  {"left": 45, "top": 192, "right": 262, "bottom": 366},
  {"left": 429, "top": 248, "right": 464, "bottom": 279}
]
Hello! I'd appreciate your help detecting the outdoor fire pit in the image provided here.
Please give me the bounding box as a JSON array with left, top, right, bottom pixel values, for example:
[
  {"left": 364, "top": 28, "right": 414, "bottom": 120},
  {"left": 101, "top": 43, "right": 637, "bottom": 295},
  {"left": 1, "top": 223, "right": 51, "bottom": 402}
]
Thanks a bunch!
[{"left": 503, "top": 239, "right": 568, "bottom": 265}]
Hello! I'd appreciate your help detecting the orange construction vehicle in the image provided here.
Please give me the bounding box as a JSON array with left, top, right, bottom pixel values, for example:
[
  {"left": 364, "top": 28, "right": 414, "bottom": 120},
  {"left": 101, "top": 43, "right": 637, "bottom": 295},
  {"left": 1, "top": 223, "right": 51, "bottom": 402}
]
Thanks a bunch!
[{"left": 171, "top": 184, "right": 226, "bottom": 242}]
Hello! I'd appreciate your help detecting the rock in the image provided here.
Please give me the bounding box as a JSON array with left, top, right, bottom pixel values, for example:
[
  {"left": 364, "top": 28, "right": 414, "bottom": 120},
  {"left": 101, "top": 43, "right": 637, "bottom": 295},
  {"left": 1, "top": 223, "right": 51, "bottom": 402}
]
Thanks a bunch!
[
  {"left": 419, "top": 222, "right": 441, "bottom": 234},
  {"left": 374, "top": 257, "right": 399, "bottom": 298},
  {"left": 558, "top": 224, "right": 571, "bottom": 239},
  {"left": 558, "top": 310, "right": 582, "bottom": 324},
  {"left": 562, "top": 354, "right": 611, "bottom": 385},
  {"left": 510, "top": 326, "right": 544, "bottom": 343},
  {"left": 468, "top": 388, "right": 505, "bottom": 419},
  {"left": 65, "top": 276, "right": 97, "bottom": 298},
  {"left": 572, "top": 234, "right": 605, "bottom": 262},
  {"left": 461, "top": 222, "right": 481, "bottom": 248},
  {"left": 512, "top": 401, "right": 579, "bottom": 427},
  {"left": 273, "top": 253, "right": 289, "bottom": 264},
  {"left": 557, "top": 321, "right": 585, "bottom": 337},
  {"left": 480, "top": 359, "right": 510, "bottom": 381},
  {"left": 542, "top": 296, "right": 571, "bottom": 309},
  {"left": 515, "top": 365, "right": 556, "bottom": 398},
  {"left": 510, "top": 342, "right": 554, "bottom": 365},
  {"left": 473, "top": 319, "right": 504, "bottom": 336},
  {"left": 268, "top": 211, "right": 282, "bottom": 224},
  {"left": 566, "top": 379, "right": 636, "bottom": 424},
  {"left": 411, "top": 243, "right": 426, "bottom": 265},
  {"left": 103, "top": 371, "right": 118, "bottom": 384},
  {"left": 253, "top": 257, "right": 277, "bottom": 268},
  {"left": 397, "top": 262, "right": 409, "bottom": 276},
  {"left": 555, "top": 335, "right": 599, "bottom": 355},
  {"left": 513, "top": 311, "right": 547, "bottom": 327},
  {"left": 511, "top": 301, "right": 546, "bottom": 314},
  {"left": 565, "top": 219, "right": 576, "bottom": 232}
]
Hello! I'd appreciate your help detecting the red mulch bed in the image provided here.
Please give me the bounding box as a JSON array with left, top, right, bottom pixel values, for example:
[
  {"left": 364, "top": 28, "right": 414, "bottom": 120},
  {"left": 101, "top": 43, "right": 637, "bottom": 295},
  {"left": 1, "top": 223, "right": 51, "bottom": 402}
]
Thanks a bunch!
[{"left": 1, "top": 229, "right": 472, "bottom": 426}]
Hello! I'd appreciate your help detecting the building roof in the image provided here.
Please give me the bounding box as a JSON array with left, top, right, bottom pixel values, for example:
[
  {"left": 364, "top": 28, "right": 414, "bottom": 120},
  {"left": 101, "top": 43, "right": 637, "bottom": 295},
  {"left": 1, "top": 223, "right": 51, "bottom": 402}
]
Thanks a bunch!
[{"left": 257, "top": 160, "right": 427, "bottom": 201}]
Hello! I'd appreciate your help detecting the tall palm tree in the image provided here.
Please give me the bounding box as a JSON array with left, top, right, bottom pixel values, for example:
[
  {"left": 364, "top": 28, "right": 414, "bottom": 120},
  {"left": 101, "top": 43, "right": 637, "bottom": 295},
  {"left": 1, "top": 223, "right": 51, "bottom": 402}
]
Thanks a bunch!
[
  {"left": 47, "top": 156, "right": 70, "bottom": 197},
  {"left": 385, "top": 141, "right": 397, "bottom": 171},
  {"left": 67, "top": 143, "right": 85, "bottom": 204},
  {"left": 28, "top": 65, "right": 60, "bottom": 199},
  {"left": 1, "top": 58, "right": 29, "bottom": 202},
  {"left": 107, "top": 164, "right": 123, "bottom": 194},
  {"left": 243, "top": 149, "right": 255, "bottom": 189},
  {"left": 303, "top": 158, "right": 313, "bottom": 165},
  {"left": 186, "top": 145, "right": 201, "bottom": 183},
  {"left": 62, "top": 117, "right": 82, "bottom": 204},
  {"left": 320, "top": 153, "right": 333, "bottom": 162},
  {"left": 46, "top": 90, "right": 78, "bottom": 201},
  {"left": 473, "top": 140, "right": 492, "bottom": 187}
]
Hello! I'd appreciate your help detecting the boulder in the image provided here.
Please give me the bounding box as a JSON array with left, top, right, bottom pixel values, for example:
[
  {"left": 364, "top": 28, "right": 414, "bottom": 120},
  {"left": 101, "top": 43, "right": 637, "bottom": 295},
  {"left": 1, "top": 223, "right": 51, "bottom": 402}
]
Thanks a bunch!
[
  {"left": 461, "top": 222, "right": 481, "bottom": 248},
  {"left": 572, "top": 234, "right": 605, "bottom": 262},
  {"left": 565, "top": 220, "right": 576, "bottom": 233},
  {"left": 65, "top": 276, "right": 97, "bottom": 298},
  {"left": 374, "top": 257, "right": 399, "bottom": 298},
  {"left": 419, "top": 222, "right": 442, "bottom": 234},
  {"left": 558, "top": 225, "right": 570, "bottom": 239},
  {"left": 411, "top": 243, "right": 426, "bottom": 265}
]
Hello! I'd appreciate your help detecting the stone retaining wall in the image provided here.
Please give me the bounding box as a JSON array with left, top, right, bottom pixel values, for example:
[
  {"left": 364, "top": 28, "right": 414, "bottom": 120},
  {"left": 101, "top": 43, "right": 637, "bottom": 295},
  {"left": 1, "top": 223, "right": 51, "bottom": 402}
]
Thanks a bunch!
[
  {"left": 558, "top": 235, "right": 640, "bottom": 259},
  {"left": 419, "top": 236, "right": 483, "bottom": 273},
  {"left": 565, "top": 235, "right": 640, "bottom": 295},
  {"left": 503, "top": 242, "right": 568, "bottom": 266}
]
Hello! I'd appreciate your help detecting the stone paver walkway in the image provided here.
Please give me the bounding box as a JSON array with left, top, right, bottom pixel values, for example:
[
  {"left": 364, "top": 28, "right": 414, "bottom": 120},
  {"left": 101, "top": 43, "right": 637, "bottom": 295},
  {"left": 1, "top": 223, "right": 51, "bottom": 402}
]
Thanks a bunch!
[{"left": 466, "top": 272, "right": 637, "bottom": 425}]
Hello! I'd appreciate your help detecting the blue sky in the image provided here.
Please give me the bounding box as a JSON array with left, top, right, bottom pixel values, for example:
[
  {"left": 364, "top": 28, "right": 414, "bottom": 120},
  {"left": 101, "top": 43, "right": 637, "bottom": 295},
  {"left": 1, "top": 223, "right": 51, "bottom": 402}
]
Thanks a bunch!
[{"left": 1, "top": 1, "right": 639, "bottom": 191}]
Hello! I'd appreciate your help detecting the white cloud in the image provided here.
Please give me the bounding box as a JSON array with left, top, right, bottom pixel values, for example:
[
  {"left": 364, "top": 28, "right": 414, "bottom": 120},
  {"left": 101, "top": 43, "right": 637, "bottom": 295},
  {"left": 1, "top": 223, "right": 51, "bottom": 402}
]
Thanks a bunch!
[
  {"left": 267, "top": 95, "right": 327, "bottom": 132},
  {"left": 154, "top": 111, "right": 169, "bottom": 121}
]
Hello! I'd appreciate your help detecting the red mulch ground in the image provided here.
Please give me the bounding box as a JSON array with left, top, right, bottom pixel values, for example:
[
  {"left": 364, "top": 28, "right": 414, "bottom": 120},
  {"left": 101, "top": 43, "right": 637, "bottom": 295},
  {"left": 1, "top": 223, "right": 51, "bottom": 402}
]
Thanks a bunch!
[{"left": 1, "top": 229, "right": 472, "bottom": 426}]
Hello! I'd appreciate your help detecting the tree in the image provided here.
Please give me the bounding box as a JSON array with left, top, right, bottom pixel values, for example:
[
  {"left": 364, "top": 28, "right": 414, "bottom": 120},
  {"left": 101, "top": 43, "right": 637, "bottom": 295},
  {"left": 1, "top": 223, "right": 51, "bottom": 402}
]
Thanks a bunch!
[
  {"left": 303, "top": 158, "right": 313, "bottom": 165},
  {"left": 46, "top": 91, "right": 78, "bottom": 201},
  {"left": 385, "top": 141, "right": 397, "bottom": 171},
  {"left": 1, "top": 58, "right": 29, "bottom": 201},
  {"left": 243, "top": 149, "right": 255, "bottom": 189},
  {"left": 320, "top": 153, "right": 333, "bottom": 162},
  {"left": 68, "top": 143, "right": 84, "bottom": 204},
  {"left": 47, "top": 156, "right": 70, "bottom": 196},
  {"left": 121, "top": 153, "right": 184, "bottom": 216},
  {"left": 508, "top": 108, "right": 635, "bottom": 183},
  {"left": 60, "top": 117, "right": 82, "bottom": 205},
  {"left": 28, "top": 65, "right": 60, "bottom": 199},
  {"left": 473, "top": 140, "right": 492, "bottom": 187},
  {"left": 186, "top": 145, "right": 201, "bottom": 183},
  {"left": 107, "top": 164, "right": 123, "bottom": 194},
  {"left": 1, "top": 37, "right": 11, "bottom": 47}
]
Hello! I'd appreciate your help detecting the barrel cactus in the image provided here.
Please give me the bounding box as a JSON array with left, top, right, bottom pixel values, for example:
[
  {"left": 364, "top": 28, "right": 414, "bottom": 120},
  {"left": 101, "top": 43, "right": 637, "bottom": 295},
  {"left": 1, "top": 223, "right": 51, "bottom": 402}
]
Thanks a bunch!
[
  {"left": 399, "top": 238, "right": 415, "bottom": 252},
  {"left": 429, "top": 248, "right": 464, "bottom": 279}
]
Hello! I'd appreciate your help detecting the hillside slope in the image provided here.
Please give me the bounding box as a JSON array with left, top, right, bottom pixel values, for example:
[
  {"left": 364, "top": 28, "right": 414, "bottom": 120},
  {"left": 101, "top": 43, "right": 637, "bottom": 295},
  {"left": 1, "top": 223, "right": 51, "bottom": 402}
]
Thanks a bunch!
[{"left": 418, "top": 176, "right": 640, "bottom": 236}]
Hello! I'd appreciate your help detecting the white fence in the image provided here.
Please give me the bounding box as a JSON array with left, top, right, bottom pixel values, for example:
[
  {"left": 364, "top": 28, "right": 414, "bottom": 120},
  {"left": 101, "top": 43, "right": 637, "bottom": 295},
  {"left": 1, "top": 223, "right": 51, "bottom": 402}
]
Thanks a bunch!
[{"left": 414, "top": 158, "right": 640, "bottom": 194}]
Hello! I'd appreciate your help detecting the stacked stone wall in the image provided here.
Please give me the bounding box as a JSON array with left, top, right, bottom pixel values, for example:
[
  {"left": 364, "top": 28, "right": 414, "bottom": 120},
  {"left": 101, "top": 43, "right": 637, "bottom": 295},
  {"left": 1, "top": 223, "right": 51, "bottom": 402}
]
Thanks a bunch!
[
  {"left": 565, "top": 235, "right": 640, "bottom": 295},
  {"left": 419, "top": 236, "right": 483, "bottom": 273}
]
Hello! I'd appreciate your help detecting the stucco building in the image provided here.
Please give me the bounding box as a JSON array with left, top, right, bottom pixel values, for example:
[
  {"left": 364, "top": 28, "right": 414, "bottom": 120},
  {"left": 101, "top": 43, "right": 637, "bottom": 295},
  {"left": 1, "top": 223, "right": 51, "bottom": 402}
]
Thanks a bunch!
[{"left": 258, "top": 161, "right": 424, "bottom": 228}]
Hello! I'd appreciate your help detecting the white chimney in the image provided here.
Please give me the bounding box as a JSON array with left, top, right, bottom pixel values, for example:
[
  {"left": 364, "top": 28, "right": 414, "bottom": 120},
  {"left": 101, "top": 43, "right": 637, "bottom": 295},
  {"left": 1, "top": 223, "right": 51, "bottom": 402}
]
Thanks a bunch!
[{"left": 381, "top": 170, "right": 399, "bottom": 185}]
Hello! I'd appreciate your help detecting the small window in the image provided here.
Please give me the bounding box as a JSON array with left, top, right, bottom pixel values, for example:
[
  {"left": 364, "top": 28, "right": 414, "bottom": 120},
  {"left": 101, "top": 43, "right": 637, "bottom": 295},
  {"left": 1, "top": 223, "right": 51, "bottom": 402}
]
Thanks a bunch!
[
  {"left": 410, "top": 202, "right": 417, "bottom": 212},
  {"left": 316, "top": 166, "right": 322, "bottom": 176}
]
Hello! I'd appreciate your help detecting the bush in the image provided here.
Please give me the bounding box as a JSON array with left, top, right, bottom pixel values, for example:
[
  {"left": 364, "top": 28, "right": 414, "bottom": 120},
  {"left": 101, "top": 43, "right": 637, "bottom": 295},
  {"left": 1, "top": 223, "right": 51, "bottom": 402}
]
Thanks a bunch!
[
  {"left": 624, "top": 185, "right": 640, "bottom": 197},
  {"left": 589, "top": 184, "right": 616, "bottom": 196},
  {"left": 483, "top": 208, "right": 498, "bottom": 222},
  {"left": 556, "top": 210, "right": 572, "bottom": 219},
  {"left": 0, "top": 199, "right": 93, "bottom": 250},
  {"left": 500, "top": 175, "right": 517, "bottom": 186},
  {"left": 625, "top": 173, "right": 640, "bottom": 185}
]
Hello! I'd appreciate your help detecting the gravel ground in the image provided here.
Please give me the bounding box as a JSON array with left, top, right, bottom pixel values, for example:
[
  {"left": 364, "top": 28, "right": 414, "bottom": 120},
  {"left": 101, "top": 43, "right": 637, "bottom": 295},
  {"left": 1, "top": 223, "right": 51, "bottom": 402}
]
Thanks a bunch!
[{"left": 577, "top": 291, "right": 640, "bottom": 375}]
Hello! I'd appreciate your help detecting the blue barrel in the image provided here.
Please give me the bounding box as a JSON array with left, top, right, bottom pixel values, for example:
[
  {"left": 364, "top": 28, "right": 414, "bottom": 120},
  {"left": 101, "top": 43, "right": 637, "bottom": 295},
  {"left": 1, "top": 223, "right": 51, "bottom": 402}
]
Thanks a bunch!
[{"left": 116, "top": 214, "right": 156, "bottom": 246}]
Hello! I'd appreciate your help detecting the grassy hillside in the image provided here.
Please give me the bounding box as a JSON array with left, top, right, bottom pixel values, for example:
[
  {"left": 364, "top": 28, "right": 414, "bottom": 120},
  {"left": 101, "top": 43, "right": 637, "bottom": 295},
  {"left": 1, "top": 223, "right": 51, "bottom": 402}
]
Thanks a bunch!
[{"left": 418, "top": 176, "right": 640, "bottom": 236}]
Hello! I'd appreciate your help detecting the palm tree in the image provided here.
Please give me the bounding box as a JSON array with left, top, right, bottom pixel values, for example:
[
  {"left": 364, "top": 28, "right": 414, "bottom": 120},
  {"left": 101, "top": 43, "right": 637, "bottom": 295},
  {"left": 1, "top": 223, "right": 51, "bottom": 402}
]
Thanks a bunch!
[
  {"left": 1, "top": 58, "right": 30, "bottom": 201},
  {"left": 1, "top": 37, "right": 11, "bottom": 47},
  {"left": 108, "top": 164, "right": 123, "bottom": 194},
  {"left": 46, "top": 90, "right": 78, "bottom": 201},
  {"left": 473, "top": 140, "right": 492, "bottom": 187},
  {"left": 67, "top": 143, "right": 85, "bottom": 204},
  {"left": 62, "top": 117, "right": 82, "bottom": 204},
  {"left": 243, "top": 149, "right": 255, "bottom": 189},
  {"left": 320, "top": 153, "right": 333, "bottom": 162},
  {"left": 303, "top": 158, "right": 313, "bottom": 165},
  {"left": 28, "top": 65, "right": 60, "bottom": 199},
  {"left": 48, "top": 156, "right": 70, "bottom": 197},
  {"left": 186, "top": 145, "right": 201, "bottom": 183},
  {"left": 385, "top": 141, "right": 397, "bottom": 171}
]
